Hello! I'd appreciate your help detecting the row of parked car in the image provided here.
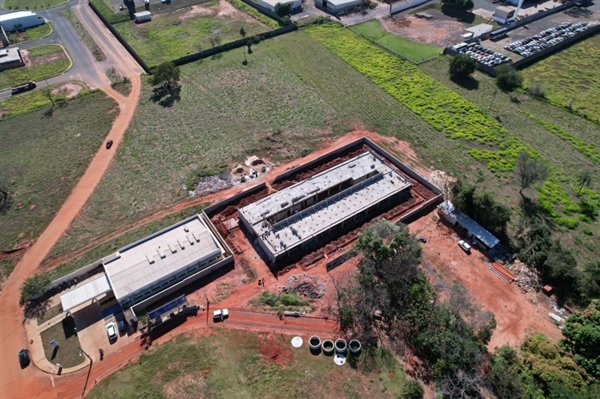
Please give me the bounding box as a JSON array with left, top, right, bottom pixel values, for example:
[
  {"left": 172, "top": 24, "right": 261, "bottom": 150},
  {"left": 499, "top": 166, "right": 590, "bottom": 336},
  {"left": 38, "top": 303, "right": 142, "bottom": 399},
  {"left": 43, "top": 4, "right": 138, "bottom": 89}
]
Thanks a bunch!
[
  {"left": 504, "top": 21, "right": 595, "bottom": 57},
  {"left": 457, "top": 43, "right": 512, "bottom": 67}
]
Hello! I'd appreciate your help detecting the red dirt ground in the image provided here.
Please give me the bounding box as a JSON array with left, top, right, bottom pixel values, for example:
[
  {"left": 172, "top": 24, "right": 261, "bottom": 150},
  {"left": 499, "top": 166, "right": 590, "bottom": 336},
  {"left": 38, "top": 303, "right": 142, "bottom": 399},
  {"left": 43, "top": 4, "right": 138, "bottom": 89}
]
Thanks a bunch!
[{"left": 410, "top": 213, "right": 562, "bottom": 350}]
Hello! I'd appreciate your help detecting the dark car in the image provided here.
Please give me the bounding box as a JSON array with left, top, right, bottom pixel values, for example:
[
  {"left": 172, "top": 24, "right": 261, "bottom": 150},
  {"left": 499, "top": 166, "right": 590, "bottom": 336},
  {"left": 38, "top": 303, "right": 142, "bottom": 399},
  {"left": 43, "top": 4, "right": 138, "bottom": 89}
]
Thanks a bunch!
[
  {"left": 106, "top": 139, "right": 113, "bottom": 149},
  {"left": 19, "top": 348, "right": 30, "bottom": 368},
  {"left": 116, "top": 315, "right": 127, "bottom": 334},
  {"left": 11, "top": 81, "right": 36, "bottom": 95}
]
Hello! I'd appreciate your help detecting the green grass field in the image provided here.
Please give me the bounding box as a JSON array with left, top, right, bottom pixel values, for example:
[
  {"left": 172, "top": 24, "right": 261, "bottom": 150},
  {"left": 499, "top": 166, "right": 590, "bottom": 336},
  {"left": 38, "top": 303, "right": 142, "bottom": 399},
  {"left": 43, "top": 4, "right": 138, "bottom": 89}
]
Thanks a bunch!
[
  {"left": 88, "top": 330, "right": 409, "bottom": 399},
  {"left": 0, "top": 91, "right": 118, "bottom": 256},
  {"left": 0, "top": 44, "right": 70, "bottom": 90},
  {"left": 60, "top": 9, "right": 106, "bottom": 62},
  {"left": 3, "top": 0, "right": 66, "bottom": 10},
  {"left": 5, "top": 23, "right": 52, "bottom": 45},
  {"left": 113, "top": 1, "right": 269, "bottom": 67},
  {"left": 0, "top": 82, "right": 89, "bottom": 118},
  {"left": 523, "top": 32, "right": 600, "bottom": 124},
  {"left": 40, "top": 319, "right": 84, "bottom": 368},
  {"left": 48, "top": 30, "right": 480, "bottom": 257},
  {"left": 350, "top": 20, "right": 440, "bottom": 63}
]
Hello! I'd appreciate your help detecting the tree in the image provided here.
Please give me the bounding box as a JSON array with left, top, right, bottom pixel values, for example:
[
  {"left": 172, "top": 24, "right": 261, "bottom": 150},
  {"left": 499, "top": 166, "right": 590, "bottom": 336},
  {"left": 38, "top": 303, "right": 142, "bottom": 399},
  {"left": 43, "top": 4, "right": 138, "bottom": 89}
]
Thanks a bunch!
[
  {"left": 0, "top": 176, "right": 9, "bottom": 210},
  {"left": 239, "top": 27, "right": 247, "bottom": 65},
  {"left": 451, "top": 178, "right": 511, "bottom": 233},
  {"left": 274, "top": 2, "right": 291, "bottom": 17},
  {"left": 581, "top": 261, "right": 600, "bottom": 301},
  {"left": 151, "top": 62, "right": 180, "bottom": 92},
  {"left": 576, "top": 170, "right": 592, "bottom": 197},
  {"left": 246, "top": 36, "right": 260, "bottom": 54},
  {"left": 20, "top": 274, "right": 51, "bottom": 304},
  {"left": 239, "top": 27, "right": 246, "bottom": 38},
  {"left": 515, "top": 152, "right": 550, "bottom": 194},
  {"left": 443, "top": 0, "right": 474, "bottom": 11},
  {"left": 449, "top": 54, "right": 476, "bottom": 79},
  {"left": 209, "top": 33, "right": 221, "bottom": 48},
  {"left": 560, "top": 300, "right": 600, "bottom": 379},
  {"left": 496, "top": 64, "right": 523, "bottom": 91},
  {"left": 43, "top": 85, "right": 55, "bottom": 107},
  {"left": 401, "top": 380, "right": 424, "bottom": 399}
]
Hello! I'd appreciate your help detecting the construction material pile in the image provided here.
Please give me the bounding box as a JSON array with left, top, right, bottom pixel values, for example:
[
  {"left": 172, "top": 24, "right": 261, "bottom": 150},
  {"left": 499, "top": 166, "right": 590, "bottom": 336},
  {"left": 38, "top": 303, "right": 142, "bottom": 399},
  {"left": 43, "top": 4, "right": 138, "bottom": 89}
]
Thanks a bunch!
[
  {"left": 512, "top": 261, "right": 541, "bottom": 294},
  {"left": 285, "top": 273, "right": 325, "bottom": 300},
  {"left": 565, "top": 7, "right": 592, "bottom": 18}
]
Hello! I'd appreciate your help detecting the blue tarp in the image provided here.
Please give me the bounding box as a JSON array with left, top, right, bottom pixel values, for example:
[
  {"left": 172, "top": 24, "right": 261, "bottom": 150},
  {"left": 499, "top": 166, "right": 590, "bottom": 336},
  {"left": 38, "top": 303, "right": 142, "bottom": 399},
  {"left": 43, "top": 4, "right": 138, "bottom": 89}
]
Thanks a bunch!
[{"left": 102, "top": 303, "right": 122, "bottom": 319}]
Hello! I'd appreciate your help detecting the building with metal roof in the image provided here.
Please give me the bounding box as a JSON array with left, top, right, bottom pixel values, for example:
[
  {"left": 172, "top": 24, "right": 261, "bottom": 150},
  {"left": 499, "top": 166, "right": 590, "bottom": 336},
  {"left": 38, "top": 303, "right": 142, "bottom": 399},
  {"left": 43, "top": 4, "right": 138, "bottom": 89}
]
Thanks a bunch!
[
  {"left": 239, "top": 151, "right": 413, "bottom": 264},
  {"left": 314, "top": 0, "right": 363, "bottom": 15},
  {"left": 0, "top": 11, "right": 46, "bottom": 32},
  {"left": 437, "top": 200, "right": 500, "bottom": 250}
]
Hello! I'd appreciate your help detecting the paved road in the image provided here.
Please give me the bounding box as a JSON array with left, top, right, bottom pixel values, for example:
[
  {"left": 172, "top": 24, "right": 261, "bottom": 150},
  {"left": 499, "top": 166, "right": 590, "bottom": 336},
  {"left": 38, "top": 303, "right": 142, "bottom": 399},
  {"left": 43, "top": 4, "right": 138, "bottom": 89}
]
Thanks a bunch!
[{"left": 0, "top": 0, "right": 107, "bottom": 100}]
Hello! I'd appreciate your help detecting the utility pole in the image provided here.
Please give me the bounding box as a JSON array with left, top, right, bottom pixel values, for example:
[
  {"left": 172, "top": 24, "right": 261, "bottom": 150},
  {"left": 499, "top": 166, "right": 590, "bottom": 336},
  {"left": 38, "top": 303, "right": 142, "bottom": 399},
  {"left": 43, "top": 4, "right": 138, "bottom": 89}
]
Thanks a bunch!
[
  {"left": 204, "top": 291, "right": 209, "bottom": 325},
  {"left": 78, "top": 346, "right": 93, "bottom": 398}
]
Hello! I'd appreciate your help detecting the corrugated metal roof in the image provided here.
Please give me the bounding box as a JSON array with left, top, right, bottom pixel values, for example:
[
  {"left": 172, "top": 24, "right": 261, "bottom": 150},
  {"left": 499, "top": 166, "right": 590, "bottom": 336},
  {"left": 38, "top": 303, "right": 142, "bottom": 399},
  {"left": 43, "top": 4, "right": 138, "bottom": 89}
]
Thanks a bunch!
[
  {"left": 0, "top": 11, "right": 37, "bottom": 22},
  {"left": 60, "top": 275, "right": 111, "bottom": 312},
  {"left": 438, "top": 200, "right": 500, "bottom": 249}
]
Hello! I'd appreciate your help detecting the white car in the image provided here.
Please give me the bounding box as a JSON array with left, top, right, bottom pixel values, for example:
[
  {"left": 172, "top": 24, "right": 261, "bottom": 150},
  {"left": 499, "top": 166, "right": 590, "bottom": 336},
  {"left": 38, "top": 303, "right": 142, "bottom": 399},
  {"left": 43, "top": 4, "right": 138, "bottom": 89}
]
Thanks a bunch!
[
  {"left": 213, "top": 309, "right": 229, "bottom": 321},
  {"left": 106, "top": 322, "right": 117, "bottom": 341},
  {"left": 458, "top": 240, "right": 471, "bottom": 253}
]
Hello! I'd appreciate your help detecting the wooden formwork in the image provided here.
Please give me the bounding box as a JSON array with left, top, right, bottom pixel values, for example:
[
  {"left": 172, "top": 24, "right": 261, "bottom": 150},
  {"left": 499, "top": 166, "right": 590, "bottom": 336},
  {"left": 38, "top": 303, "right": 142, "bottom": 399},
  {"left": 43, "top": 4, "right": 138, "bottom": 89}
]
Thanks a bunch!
[{"left": 488, "top": 262, "right": 516, "bottom": 283}]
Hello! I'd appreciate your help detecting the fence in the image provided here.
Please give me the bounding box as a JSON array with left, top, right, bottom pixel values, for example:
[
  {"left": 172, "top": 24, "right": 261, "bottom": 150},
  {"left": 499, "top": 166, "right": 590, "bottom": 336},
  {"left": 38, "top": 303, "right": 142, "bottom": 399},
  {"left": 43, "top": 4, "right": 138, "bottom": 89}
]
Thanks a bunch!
[
  {"left": 88, "top": 0, "right": 151, "bottom": 73},
  {"left": 352, "top": 28, "right": 440, "bottom": 65},
  {"left": 390, "top": 0, "right": 431, "bottom": 15}
]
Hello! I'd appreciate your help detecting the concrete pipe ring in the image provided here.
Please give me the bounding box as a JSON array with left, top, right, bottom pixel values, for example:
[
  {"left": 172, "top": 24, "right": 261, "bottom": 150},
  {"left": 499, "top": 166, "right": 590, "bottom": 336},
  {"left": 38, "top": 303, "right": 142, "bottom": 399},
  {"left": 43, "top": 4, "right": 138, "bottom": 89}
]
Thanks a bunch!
[
  {"left": 309, "top": 336, "right": 321, "bottom": 351},
  {"left": 322, "top": 339, "right": 335, "bottom": 355},
  {"left": 349, "top": 339, "right": 361, "bottom": 355},
  {"left": 335, "top": 339, "right": 347, "bottom": 354}
]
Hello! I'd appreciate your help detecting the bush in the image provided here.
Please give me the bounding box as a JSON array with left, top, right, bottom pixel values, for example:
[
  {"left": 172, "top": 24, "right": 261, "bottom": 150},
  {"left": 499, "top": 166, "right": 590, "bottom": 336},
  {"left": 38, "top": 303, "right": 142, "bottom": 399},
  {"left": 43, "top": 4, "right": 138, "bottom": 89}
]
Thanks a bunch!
[
  {"left": 443, "top": 0, "right": 474, "bottom": 11},
  {"left": 20, "top": 274, "right": 51, "bottom": 304},
  {"left": 279, "top": 293, "right": 308, "bottom": 306},
  {"left": 402, "top": 380, "right": 424, "bottom": 399},
  {"left": 528, "top": 83, "right": 546, "bottom": 98},
  {"left": 449, "top": 54, "right": 476, "bottom": 79},
  {"left": 496, "top": 64, "right": 523, "bottom": 91}
]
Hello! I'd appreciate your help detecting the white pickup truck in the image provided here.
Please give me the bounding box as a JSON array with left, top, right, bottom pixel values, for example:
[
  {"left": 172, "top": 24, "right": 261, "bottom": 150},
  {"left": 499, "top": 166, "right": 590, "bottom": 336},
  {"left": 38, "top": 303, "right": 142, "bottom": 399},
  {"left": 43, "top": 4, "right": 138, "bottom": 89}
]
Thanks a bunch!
[{"left": 213, "top": 309, "right": 229, "bottom": 321}]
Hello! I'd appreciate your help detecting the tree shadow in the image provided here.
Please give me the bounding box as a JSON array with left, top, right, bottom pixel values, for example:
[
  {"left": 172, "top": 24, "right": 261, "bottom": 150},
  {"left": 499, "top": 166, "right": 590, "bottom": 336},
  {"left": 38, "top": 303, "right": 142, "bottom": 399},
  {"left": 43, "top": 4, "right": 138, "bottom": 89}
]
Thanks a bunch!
[
  {"left": 519, "top": 196, "right": 556, "bottom": 230},
  {"left": 451, "top": 75, "right": 479, "bottom": 90},
  {"left": 50, "top": 346, "right": 59, "bottom": 361},
  {"left": 23, "top": 297, "right": 51, "bottom": 321},
  {"left": 150, "top": 84, "right": 181, "bottom": 108},
  {"left": 43, "top": 107, "right": 54, "bottom": 117}
]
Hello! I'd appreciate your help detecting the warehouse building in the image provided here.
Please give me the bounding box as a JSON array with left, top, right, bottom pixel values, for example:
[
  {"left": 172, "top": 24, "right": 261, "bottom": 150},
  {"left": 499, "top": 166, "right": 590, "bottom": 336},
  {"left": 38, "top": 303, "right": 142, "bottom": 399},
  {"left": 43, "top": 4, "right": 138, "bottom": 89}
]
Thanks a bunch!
[
  {"left": 0, "top": 11, "right": 45, "bottom": 32},
  {"left": 239, "top": 151, "right": 413, "bottom": 265},
  {"left": 60, "top": 214, "right": 232, "bottom": 315},
  {"left": 257, "top": 0, "right": 303, "bottom": 13},
  {"left": 314, "top": 0, "right": 364, "bottom": 15},
  {"left": 437, "top": 200, "right": 500, "bottom": 251},
  {"left": 0, "top": 48, "right": 25, "bottom": 70}
]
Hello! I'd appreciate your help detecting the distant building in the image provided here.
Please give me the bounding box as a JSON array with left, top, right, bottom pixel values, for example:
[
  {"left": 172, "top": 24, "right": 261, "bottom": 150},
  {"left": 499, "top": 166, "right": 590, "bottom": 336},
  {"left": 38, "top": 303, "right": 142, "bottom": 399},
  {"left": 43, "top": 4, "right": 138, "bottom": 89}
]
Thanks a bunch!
[
  {"left": 257, "top": 0, "right": 303, "bottom": 13},
  {"left": 0, "top": 11, "right": 45, "bottom": 32},
  {"left": 314, "top": 0, "right": 364, "bottom": 15},
  {"left": 493, "top": 6, "right": 515, "bottom": 25},
  {"left": 134, "top": 11, "right": 152, "bottom": 23},
  {"left": 0, "top": 47, "right": 25, "bottom": 70},
  {"left": 437, "top": 200, "right": 500, "bottom": 251},
  {"left": 464, "top": 23, "right": 494, "bottom": 40}
]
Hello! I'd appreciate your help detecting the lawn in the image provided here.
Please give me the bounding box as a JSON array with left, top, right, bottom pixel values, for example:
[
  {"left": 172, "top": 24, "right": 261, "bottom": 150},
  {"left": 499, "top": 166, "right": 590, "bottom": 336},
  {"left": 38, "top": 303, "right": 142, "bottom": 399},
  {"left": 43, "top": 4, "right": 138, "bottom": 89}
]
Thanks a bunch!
[
  {"left": 0, "top": 91, "right": 118, "bottom": 255},
  {"left": 0, "top": 82, "right": 89, "bottom": 118},
  {"left": 48, "top": 30, "right": 477, "bottom": 256},
  {"left": 113, "top": 1, "right": 270, "bottom": 67},
  {"left": 5, "top": 23, "right": 53, "bottom": 45},
  {"left": 0, "top": 258, "right": 18, "bottom": 289},
  {"left": 3, "top": 0, "right": 66, "bottom": 10},
  {"left": 350, "top": 20, "right": 440, "bottom": 63},
  {"left": 40, "top": 317, "right": 84, "bottom": 368},
  {"left": 60, "top": 8, "right": 106, "bottom": 62},
  {"left": 0, "top": 44, "right": 70, "bottom": 90},
  {"left": 88, "top": 330, "right": 409, "bottom": 399},
  {"left": 522, "top": 32, "right": 600, "bottom": 124}
]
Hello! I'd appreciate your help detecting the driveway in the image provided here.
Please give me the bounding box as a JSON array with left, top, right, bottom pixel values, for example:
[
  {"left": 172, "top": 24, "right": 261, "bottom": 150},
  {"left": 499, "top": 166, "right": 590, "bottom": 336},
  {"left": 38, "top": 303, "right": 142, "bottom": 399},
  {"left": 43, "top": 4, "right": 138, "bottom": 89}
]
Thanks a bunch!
[{"left": 0, "top": 0, "right": 107, "bottom": 100}]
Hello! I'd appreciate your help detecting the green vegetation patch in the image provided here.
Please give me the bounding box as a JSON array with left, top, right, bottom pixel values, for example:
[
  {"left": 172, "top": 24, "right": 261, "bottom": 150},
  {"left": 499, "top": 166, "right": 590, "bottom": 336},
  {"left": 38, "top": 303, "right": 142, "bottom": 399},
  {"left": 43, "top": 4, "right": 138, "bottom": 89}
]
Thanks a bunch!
[
  {"left": 60, "top": 9, "right": 106, "bottom": 62},
  {"left": 227, "top": 0, "right": 279, "bottom": 29},
  {"left": 0, "top": 258, "right": 18, "bottom": 288},
  {"left": 523, "top": 32, "right": 600, "bottom": 123},
  {"left": 0, "top": 91, "right": 118, "bottom": 253},
  {"left": 252, "top": 290, "right": 313, "bottom": 313},
  {"left": 306, "top": 24, "right": 535, "bottom": 172},
  {"left": 5, "top": 23, "right": 52, "bottom": 44},
  {"left": 0, "top": 82, "right": 89, "bottom": 118},
  {"left": 113, "top": 2, "right": 269, "bottom": 67},
  {"left": 89, "top": 0, "right": 130, "bottom": 24},
  {"left": 45, "top": 204, "right": 207, "bottom": 280},
  {"left": 350, "top": 20, "right": 440, "bottom": 63},
  {"left": 524, "top": 112, "right": 600, "bottom": 165},
  {"left": 39, "top": 319, "right": 84, "bottom": 368},
  {"left": 3, "top": 0, "right": 66, "bottom": 10},
  {"left": 0, "top": 44, "right": 70, "bottom": 90},
  {"left": 88, "top": 330, "right": 408, "bottom": 399}
]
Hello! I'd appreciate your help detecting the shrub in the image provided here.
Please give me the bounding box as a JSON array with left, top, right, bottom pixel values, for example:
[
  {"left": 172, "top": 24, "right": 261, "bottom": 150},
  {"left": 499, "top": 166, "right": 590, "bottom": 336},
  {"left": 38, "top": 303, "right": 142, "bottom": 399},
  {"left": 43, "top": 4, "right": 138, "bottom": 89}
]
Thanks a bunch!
[
  {"left": 20, "top": 274, "right": 51, "bottom": 304},
  {"left": 583, "top": 227, "right": 593, "bottom": 236},
  {"left": 496, "top": 64, "right": 523, "bottom": 91},
  {"left": 443, "top": 0, "right": 474, "bottom": 11},
  {"left": 279, "top": 293, "right": 308, "bottom": 306},
  {"left": 449, "top": 54, "right": 476, "bottom": 79},
  {"left": 528, "top": 83, "right": 546, "bottom": 98},
  {"left": 402, "top": 380, "right": 424, "bottom": 399}
]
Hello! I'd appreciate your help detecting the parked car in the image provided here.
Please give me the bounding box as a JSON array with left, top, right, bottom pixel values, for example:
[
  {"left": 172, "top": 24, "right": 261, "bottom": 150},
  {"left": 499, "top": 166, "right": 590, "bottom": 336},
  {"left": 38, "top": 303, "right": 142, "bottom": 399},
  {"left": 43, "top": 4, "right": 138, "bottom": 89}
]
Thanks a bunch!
[
  {"left": 116, "top": 315, "right": 127, "bottom": 334},
  {"left": 11, "top": 81, "right": 36, "bottom": 95},
  {"left": 458, "top": 240, "right": 471, "bottom": 253},
  {"left": 213, "top": 309, "right": 229, "bottom": 321},
  {"left": 106, "top": 322, "right": 117, "bottom": 341},
  {"left": 18, "top": 348, "right": 30, "bottom": 368},
  {"left": 106, "top": 139, "right": 113, "bottom": 149}
]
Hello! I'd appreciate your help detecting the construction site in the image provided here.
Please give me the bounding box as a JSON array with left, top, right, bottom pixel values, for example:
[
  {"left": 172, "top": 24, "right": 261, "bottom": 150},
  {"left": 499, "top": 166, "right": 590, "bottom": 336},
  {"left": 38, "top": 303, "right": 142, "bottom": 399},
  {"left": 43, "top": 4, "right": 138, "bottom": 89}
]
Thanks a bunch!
[{"left": 205, "top": 137, "right": 443, "bottom": 275}]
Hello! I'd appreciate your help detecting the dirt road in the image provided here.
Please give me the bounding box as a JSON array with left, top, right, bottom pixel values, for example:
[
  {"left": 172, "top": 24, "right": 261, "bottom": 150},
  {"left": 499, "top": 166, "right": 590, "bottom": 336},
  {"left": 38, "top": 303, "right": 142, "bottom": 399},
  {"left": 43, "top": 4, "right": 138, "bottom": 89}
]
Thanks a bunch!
[{"left": 0, "top": 1, "right": 142, "bottom": 397}]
